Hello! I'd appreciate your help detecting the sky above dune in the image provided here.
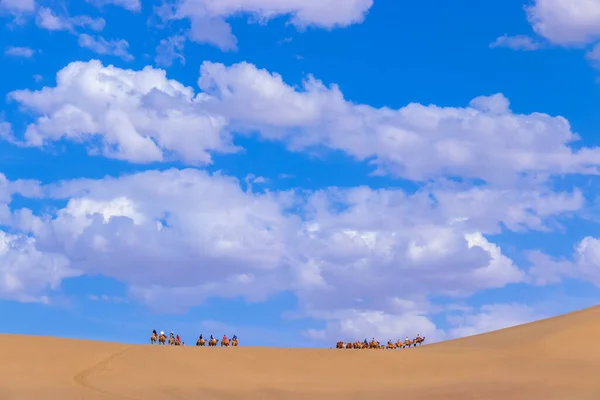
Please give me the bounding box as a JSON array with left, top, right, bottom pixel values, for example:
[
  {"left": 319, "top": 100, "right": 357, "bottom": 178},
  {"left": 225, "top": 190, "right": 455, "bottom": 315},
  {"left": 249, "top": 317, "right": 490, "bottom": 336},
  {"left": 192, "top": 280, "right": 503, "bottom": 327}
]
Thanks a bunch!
[{"left": 1, "top": 0, "right": 600, "bottom": 346}]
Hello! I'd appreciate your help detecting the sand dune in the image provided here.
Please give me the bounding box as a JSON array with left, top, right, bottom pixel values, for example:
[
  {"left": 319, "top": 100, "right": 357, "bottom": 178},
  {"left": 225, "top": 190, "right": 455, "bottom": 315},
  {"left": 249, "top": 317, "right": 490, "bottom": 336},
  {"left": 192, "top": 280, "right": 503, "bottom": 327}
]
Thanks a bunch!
[{"left": 3, "top": 305, "right": 600, "bottom": 399}]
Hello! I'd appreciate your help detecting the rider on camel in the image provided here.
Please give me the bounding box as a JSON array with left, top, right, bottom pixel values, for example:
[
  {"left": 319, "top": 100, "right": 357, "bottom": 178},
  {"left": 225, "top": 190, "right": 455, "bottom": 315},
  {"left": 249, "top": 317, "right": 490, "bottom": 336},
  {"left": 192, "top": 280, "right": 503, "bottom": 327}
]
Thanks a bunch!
[
  {"left": 363, "top": 338, "right": 368, "bottom": 345},
  {"left": 222, "top": 334, "right": 228, "bottom": 342},
  {"left": 199, "top": 334, "right": 203, "bottom": 340},
  {"left": 232, "top": 334, "right": 237, "bottom": 340},
  {"left": 176, "top": 334, "right": 180, "bottom": 343},
  {"left": 152, "top": 329, "right": 157, "bottom": 336},
  {"left": 210, "top": 334, "right": 214, "bottom": 341}
]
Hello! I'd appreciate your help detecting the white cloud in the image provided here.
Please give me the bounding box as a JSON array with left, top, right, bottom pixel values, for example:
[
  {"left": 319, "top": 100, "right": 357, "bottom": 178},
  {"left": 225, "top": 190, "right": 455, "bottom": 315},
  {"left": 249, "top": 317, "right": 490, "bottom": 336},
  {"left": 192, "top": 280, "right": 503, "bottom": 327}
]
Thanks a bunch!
[
  {"left": 0, "top": 166, "right": 581, "bottom": 337},
  {"left": 525, "top": 0, "right": 600, "bottom": 45},
  {"left": 304, "top": 309, "right": 445, "bottom": 343},
  {"left": 529, "top": 236, "right": 600, "bottom": 286},
  {"left": 586, "top": 43, "right": 600, "bottom": 64},
  {"left": 490, "top": 34, "right": 541, "bottom": 50},
  {"left": 36, "top": 7, "right": 105, "bottom": 32},
  {"left": 86, "top": 0, "right": 141, "bottom": 12},
  {"left": 8, "top": 60, "right": 235, "bottom": 164},
  {"left": 4, "top": 46, "right": 35, "bottom": 58},
  {"left": 0, "top": 230, "right": 76, "bottom": 303},
  {"left": 0, "top": 0, "right": 34, "bottom": 14},
  {"left": 78, "top": 34, "right": 134, "bottom": 61},
  {"left": 3, "top": 59, "right": 597, "bottom": 339},
  {"left": 158, "top": 0, "right": 373, "bottom": 50},
  {"left": 447, "top": 303, "right": 543, "bottom": 338},
  {"left": 7, "top": 60, "right": 600, "bottom": 186},
  {"left": 155, "top": 35, "right": 185, "bottom": 67}
]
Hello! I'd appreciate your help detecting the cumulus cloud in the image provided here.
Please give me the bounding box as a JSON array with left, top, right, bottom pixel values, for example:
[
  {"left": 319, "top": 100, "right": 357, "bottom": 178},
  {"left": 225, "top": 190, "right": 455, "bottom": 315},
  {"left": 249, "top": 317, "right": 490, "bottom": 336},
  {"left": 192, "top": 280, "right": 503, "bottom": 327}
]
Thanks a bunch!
[
  {"left": 447, "top": 303, "right": 543, "bottom": 338},
  {"left": 78, "top": 34, "right": 133, "bottom": 61},
  {"left": 4, "top": 46, "right": 35, "bottom": 57},
  {"left": 7, "top": 60, "right": 600, "bottom": 186},
  {"left": 528, "top": 236, "right": 600, "bottom": 286},
  {"left": 0, "top": 231, "right": 76, "bottom": 303},
  {"left": 525, "top": 0, "right": 600, "bottom": 45},
  {"left": 304, "top": 309, "right": 445, "bottom": 343},
  {"left": 8, "top": 60, "right": 235, "bottom": 164},
  {"left": 0, "top": 164, "right": 582, "bottom": 335},
  {"left": 157, "top": 0, "right": 373, "bottom": 50},
  {"left": 490, "top": 34, "right": 541, "bottom": 50},
  {"left": 3, "top": 59, "right": 598, "bottom": 340}
]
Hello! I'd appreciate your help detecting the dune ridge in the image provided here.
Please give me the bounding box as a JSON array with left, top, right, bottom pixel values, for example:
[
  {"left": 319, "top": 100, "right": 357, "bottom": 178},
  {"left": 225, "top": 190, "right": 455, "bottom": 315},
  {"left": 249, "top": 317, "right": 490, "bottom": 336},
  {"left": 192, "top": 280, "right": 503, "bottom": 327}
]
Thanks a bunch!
[{"left": 3, "top": 305, "right": 600, "bottom": 399}]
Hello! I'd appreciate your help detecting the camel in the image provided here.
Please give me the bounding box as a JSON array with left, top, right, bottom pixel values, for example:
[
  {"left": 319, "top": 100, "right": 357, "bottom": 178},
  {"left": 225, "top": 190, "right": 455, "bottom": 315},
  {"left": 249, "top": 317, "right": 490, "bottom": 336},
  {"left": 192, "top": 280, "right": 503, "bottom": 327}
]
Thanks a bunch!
[
  {"left": 159, "top": 334, "right": 166, "bottom": 345},
  {"left": 345, "top": 342, "right": 353, "bottom": 349},
  {"left": 353, "top": 341, "right": 362, "bottom": 349},
  {"left": 395, "top": 340, "right": 404, "bottom": 348},
  {"left": 221, "top": 338, "right": 230, "bottom": 347},
  {"left": 404, "top": 339, "right": 413, "bottom": 348},
  {"left": 208, "top": 338, "right": 218, "bottom": 346},
  {"left": 369, "top": 340, "right": 379, "bottom": 349},
  {"left": 414, "top": 336, "right": 426, "bottom": 346},
  {"left": 361, "top": 342, "right": 369, "bottom": 349},
  {"left": 196, "top": 338, "right": 206, "bottom": 346},
  {"left": 174, "top": 339, "right": 181, "bottom": 346},
  {"left": 231, "top": 338, "right": 239, "bottom": 347},
  {"left": 386, "top": 342, "right": 396, "bottom": 349},
  {"left": 150, "top": 333, "right": 158, "bottom": 344},
  {"left": 336, "top": 341, "right": 344, "bottom": 349}
]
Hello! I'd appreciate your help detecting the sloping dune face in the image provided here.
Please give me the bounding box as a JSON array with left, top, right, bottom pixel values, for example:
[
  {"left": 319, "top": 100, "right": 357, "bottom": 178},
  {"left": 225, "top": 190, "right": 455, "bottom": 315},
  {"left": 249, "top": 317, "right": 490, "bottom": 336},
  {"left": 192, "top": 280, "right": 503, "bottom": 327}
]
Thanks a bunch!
[{"left": 3, "top": 306, "right": 600, "bottom": 399}]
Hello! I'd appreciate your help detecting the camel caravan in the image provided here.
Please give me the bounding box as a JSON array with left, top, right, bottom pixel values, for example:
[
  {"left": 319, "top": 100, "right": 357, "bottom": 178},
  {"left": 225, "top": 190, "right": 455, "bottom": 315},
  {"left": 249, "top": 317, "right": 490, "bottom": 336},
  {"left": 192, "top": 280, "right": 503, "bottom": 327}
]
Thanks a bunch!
[
  {"left": 150, "top": 330, "right": 239, "bottom": 347},
  {"left": 336, "top": 335, "right": 425, "bottom": 349}
]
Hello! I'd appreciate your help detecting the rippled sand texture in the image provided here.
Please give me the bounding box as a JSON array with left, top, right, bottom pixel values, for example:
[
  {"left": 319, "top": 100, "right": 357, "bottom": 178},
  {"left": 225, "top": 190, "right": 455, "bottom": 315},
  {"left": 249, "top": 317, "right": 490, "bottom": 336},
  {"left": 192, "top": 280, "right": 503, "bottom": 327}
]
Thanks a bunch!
[{"left": 2, "top": 305, "right": 600, "bottom": 399}]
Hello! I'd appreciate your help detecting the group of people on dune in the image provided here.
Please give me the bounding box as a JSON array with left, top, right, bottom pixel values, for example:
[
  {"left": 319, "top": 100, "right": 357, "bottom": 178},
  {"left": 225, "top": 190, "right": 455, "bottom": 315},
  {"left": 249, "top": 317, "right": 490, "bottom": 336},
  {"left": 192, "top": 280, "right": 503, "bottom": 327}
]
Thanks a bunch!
[
  {"left": 337, "top": 334, "right": 425, "bottom": 349},
  {"left": 151, "top": 330, "right": 238, "bottom": 346}
]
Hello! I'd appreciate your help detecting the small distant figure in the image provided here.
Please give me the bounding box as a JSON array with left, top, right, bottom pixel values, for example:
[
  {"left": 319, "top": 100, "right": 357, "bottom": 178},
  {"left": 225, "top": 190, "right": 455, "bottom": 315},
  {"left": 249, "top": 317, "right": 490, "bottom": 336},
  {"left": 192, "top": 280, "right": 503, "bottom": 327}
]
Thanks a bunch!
[
  {"left": 221, "top": 334, "right": 230, "bottom": 347},
  {"left": 231, "top": 334, "right": 239, "bottom": 346},
  {"left": 209, "top": 335, "right": 218, "bottom": 346},
  {"left": 151, "top": 329, "right": 158, "bottom": 344}
]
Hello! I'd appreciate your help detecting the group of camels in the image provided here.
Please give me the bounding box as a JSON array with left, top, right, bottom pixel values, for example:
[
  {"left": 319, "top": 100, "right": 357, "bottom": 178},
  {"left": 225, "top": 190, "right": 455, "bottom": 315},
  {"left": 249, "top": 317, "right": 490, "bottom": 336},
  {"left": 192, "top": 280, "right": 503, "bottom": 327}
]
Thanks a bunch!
[
  {"left": 336, "top": 336, "right": 426, "bottom": 349},
  {"left": 150, "top": 333, "right": 239, "bottom": 347}
]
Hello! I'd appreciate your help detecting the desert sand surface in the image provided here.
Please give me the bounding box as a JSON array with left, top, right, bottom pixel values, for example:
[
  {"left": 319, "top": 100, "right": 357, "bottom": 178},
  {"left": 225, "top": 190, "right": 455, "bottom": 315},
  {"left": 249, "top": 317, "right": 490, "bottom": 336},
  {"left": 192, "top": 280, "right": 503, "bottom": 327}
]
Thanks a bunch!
[{"left": 2, "top": 306, "right": 600, "bottom": 399}]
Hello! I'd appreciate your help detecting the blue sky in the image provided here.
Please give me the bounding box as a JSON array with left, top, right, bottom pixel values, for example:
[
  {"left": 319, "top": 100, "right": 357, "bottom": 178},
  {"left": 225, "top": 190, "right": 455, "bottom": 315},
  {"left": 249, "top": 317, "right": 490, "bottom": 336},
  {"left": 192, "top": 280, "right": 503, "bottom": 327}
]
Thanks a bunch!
[{"left": 1, "top": 0, "right": 600, "bottom": 347}]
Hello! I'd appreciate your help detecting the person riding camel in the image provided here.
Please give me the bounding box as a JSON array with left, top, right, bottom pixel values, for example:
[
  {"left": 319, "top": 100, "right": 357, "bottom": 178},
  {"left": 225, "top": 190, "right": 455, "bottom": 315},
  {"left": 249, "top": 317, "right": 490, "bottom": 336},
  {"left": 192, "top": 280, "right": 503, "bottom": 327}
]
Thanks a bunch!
[
  {"left": 232, "top": 334, "right": 237, "bottom": 340},
  {"left": 363, "top": 338, "right": 368, "bottom": 345},
  {"left": 199, "top": 334, "right": 203, "bottom": 339},
  {"left": 405, "top": 336, "right": 409, "bottom": 343},
  {"left": 210, "top": 334, "right": 214, "bottom": 340},
  {"left": 388, "top": 339, "right": 392, "bottom": 345},
  {"left": 176, "top": 334, "right": 180, "bottom": 343},
  {"left": 222, "top": 334, "right": 228, "bottom": 342},
  {"left": 152, "top": 329, "right": 157, "bottom": 336},
  {"left": 160, "top": 330, "right": 164, "bottom": 337}
]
